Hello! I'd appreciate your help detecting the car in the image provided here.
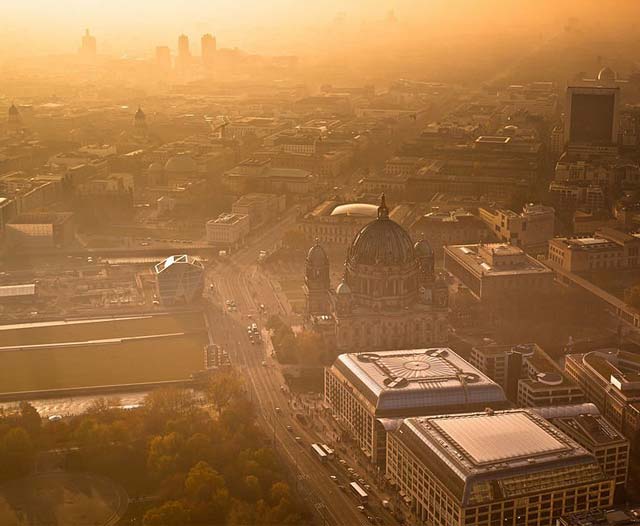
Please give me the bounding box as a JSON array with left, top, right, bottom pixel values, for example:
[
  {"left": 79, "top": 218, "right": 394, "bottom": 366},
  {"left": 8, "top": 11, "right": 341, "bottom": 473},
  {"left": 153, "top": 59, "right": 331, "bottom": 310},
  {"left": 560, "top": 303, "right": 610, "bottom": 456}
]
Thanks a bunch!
[
  {"left": 357, "top": 506, "right": 366, "bottom": 514},
  {"left": 329, "top": 475, "right": 338, "bottom": 482},
  {"left": 347, "top": 468, "right": 354, "bottom": 473},
  {"left": 358, "top": 478, "right": 366, "bottom": 485},
  {"left": 261, "top": 360, "right": 266, "bottom": 366},
  {"left": 275, "top": 407, "right": 281, "bottom": 413},
  {"left": 367, "top": 516, "right": 376, "bottom": 524},
  {"left": 152, "top": 299, "right": 160, "bottom": 305},
  {"left": 339, "top": 459, "right": 347, "bottom": 465},
  {"left": 364, "top": 484, "right": 371, "bottom": 491},
  {"left": 139, "top": 242, "right": 149, "bottom": 246},
  {"left": 280, "top": 385, "right": 286, "bottom": 392},
  {"left": 294, "top": 436, "right": 302, "bottom": 443},
  {"left": 286, "top": 425, "right": 293, "bottom": 432},
  {"left": 48, "top": 415, "right": 62, "bottom": 422}
]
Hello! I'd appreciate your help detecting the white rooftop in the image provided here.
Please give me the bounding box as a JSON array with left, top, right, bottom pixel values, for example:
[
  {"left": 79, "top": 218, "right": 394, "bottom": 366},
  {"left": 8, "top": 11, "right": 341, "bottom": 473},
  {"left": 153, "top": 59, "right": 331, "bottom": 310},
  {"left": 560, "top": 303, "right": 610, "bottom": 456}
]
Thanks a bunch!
[{"left": 433, "top": 411, "right": 567, "bottom": 465}]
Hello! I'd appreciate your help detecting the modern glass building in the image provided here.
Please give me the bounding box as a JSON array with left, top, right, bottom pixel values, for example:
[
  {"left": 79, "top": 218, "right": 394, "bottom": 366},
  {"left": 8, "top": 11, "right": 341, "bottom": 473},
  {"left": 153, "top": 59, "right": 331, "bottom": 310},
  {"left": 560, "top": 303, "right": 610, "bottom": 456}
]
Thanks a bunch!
[
  {"left": 386, "top": 410, "right": 615, "bottom": 526},
  {"left": 154, "top": 254, "right": 204, "bottom": 305}
]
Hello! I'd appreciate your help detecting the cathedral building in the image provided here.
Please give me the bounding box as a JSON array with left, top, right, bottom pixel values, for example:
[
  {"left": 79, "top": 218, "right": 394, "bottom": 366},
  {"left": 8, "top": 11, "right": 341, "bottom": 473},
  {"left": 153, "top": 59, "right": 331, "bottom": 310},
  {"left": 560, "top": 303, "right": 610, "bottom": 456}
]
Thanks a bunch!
[{"left": 304, "top": 195, "right": 448, "bottom": 352}]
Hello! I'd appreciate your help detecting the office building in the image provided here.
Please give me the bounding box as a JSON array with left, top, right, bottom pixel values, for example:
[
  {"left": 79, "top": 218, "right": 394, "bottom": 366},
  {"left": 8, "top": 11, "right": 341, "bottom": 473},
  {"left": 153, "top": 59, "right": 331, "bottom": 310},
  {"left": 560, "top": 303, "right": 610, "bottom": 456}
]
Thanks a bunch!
[
  {"left": 231, "top": 193, "right": 285, "bottom": 230},
  {"left": 548, "top": 227, "right": 640, "bottom": 272},
  {"left": 565, "top": 86, "right": 620, "bottom": 147},
  {"left": 559, "top": 508, "right": 640, "bottom": 526},
  {"left": 386, "top": 410, "right": 615, "bottom": 526},
  {"left": 479, "top": 203, "right": 555, "bottom": 253},
  {"left": 201, "top": 33, "right": 216, "bottom": 66},
  {"left": 153, "top": 254, "right": 204, "bottom": 305},
  {"left": 80, "top": 29, "right": 96, "bottom": 59},
  {"left": 470, "top": 343, "right": 584, "bottom": 407},
  {"left": 565, "top": 349, "right": 640, "bottom": 451},
  {"left": 543, "top": 412, "right": 629, "bottom": 491},
  {"left": 324, "top": 347, "right": 507, "bottom": 464},
  {"left": 176, "top": 34, "right": 190, "bottom": 70},
  {"left": 443, "top": 243, "right": 554, "bottom": 303},
  {"left": 206, "top": 213, "right": 250, "bottom": 248}
]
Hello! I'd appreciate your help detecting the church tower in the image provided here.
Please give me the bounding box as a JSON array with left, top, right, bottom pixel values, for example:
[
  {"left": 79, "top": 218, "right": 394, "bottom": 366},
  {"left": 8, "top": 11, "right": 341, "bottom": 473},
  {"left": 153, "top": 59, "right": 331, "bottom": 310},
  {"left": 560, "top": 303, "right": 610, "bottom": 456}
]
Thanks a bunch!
[{"left": 304, "top": 240, "right": 331, "bottom": 316}]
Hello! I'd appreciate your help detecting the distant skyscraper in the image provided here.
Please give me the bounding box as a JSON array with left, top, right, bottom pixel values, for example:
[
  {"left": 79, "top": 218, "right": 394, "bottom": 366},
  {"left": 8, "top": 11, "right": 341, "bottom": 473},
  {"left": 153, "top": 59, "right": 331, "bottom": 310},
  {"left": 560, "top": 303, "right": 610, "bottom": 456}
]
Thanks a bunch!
[
  {"left": 565, "top": 85, "right": 620, "bottom": 147},
  {"left": 201, "top": 34, "right": 217, "bottom": 67},
  {"left": 80, "top": 29, "right": 96, "bottom": 59},
  {"left": 155, "top": 46, "right": 171, "bottom": 70},
  {"left": 176, "top": 34, "right": 191, "bottom": 72}
]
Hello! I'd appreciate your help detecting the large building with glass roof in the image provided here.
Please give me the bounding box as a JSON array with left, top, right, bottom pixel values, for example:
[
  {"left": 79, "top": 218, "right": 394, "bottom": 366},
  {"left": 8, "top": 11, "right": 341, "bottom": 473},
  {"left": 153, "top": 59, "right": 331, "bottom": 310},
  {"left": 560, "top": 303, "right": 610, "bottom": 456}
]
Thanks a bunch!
[
  {"left": 324, "top": 347, "right": 507, "bottom": 463},
  {"left": 153, "top": 254, "right": 204, "bottom": 305},
  {"left": 386, "top": 409, "right": 615, "bottom": 526}
]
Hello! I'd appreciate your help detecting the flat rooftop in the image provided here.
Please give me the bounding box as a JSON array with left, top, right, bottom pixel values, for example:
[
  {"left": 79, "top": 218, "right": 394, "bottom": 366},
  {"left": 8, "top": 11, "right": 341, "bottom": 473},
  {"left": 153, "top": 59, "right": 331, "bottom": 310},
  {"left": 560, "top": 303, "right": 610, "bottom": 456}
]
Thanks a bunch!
[
  {"left": 435, "top": 411, "right": 567, "bottom": 464},
  {"left": 395, "top": 409, "right": 604, "bottom": 505},
  {"left": 331, "top": 348, "right": 506, "bottom": 415},
  {"left": 550, "top": 414, "right": 628, "bottom": 448},
  {"left": 445, "top": 243, "right": 552, "bottom": 277},
  {"left": 208, "top": 213, "right": 247, "bottom": 226}
]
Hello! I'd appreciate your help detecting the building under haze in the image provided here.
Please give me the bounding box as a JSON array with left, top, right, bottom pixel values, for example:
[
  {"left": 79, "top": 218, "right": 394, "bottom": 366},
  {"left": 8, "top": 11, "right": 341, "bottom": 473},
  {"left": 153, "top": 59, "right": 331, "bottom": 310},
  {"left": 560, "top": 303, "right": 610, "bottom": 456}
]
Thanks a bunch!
[
  {"left": 305, "top": 195, "right": 449, "bottom": 352},
  {"left": 201, "top": 34, "right": 217, "bottom": 67},
  {"left": 324, "top": 347, "right": 507, "bottom": 464},
  {"left": 386, "top": 409, "right": 615, "bottom": 526},
  {"left": 565, "top": 86, "right": 620, "bottom": 152},
  {"left": 80, "top": 29, "right": 96, "bottom": 59},
  {"left": 176, "top": 34, "right": 191, "bottom": 71},
  {"left": 153, "top": 254, "right": 204, "bottom": 305}
]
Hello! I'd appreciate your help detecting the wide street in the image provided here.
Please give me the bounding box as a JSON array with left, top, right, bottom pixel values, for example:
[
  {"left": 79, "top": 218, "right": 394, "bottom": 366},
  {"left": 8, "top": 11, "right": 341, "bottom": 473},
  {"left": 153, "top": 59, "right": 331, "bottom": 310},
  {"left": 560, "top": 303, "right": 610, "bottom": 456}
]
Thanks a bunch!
[{"left": 205, "top": 210, "right": 397, "bottom": 526}]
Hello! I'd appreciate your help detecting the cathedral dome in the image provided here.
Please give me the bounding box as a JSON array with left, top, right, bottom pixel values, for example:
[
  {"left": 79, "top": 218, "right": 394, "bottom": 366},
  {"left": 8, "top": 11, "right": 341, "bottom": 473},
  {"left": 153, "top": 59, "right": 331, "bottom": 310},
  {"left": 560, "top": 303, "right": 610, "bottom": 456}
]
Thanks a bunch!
[
  {"left": 307, "top": 242, "right": 328, "bottom": 266},
  {"left": 597, "top": 66, "right": 616, "bottom": 82},
  {"left": 346, "top": 195, "right": 415, "bottom": 267},
  {"left": 165, "top": 154, "right": 197, "bottom": 173}
]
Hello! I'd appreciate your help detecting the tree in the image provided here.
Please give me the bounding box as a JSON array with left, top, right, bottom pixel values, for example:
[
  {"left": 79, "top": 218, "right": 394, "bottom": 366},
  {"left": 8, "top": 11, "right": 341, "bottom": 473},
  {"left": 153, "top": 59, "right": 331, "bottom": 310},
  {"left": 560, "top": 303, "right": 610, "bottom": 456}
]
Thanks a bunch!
[
  {"left": 206, "top": 373, "right": 243, "bottom": 414},
  {"left": 143, "top": 500, "right": 190, "bottom": 526},
  {"left": 0, "top": 427, "right": 34, "bottom": 479},
  {"left": 184, "top": 461, "right": 225, "bottom": 502},
  {"left": 19, "top": 402, "right": 41, "bottom": 437}
]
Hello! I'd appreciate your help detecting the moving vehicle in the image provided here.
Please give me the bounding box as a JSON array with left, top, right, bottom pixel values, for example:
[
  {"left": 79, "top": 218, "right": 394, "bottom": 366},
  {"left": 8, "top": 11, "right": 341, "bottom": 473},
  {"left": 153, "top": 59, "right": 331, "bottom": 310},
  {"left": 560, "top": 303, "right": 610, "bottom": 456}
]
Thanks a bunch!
[
  {"left": 320, "top": 444, "right": 335, "bottom": 460},
  {"left": 350, "top": 482, "right": 368, "bottom": 504},
  {"left": 311, "top": 443, "right": 328, "bottom": 463}
]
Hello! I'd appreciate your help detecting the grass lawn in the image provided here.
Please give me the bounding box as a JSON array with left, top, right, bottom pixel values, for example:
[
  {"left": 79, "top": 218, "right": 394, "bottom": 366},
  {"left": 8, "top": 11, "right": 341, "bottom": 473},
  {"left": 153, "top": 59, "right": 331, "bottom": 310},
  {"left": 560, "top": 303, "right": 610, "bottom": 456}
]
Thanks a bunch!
[{"left": 0, "top": 313, "right": 208, "bottom": 394}]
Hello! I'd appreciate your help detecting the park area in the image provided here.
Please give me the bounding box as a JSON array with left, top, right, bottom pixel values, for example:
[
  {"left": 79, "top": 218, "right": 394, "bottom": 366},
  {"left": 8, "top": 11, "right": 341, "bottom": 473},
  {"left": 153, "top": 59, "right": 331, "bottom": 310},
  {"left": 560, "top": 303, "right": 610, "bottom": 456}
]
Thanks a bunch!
[
  {"left": 0, "top": 472, "right": 127, "bottom": 526},
  {"left": 0, "top": 312, "right": 208, "bottom": 395}
]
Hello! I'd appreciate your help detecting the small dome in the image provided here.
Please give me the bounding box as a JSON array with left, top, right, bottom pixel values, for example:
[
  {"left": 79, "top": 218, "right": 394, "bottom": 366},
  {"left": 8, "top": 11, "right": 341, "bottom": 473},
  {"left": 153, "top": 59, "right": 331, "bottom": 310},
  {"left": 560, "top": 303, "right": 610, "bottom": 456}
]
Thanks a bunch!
[
  {"left": 307, "top": 242, "right": 328, "bottom": 266},
  {"left": 414, "top": 239, "right": 433, "bottom": 257},
  {"left": 148, "top": 162, "right": 163, "bottom": 172},
  {"left": 597, "top": 66, "right": 616, "bottom": 82},
  {"left": 336, "top": 280, "right": 351, "bottom": 295},
  {"left": 164, "top": 154, "right": 197, "bottom": 173},
  {"left": 346, "top": 194, "right": 416, "bottom": 267}
]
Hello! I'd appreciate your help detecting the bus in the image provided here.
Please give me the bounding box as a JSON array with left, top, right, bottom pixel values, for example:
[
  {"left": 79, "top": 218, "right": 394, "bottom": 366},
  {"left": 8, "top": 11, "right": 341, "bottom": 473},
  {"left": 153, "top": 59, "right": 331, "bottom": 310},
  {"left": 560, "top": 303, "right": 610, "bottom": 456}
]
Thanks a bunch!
[
  {"left": 320, "top": 444, "right": 335, "bottom": 460},
  {"left": 311, "top": 443, "right": 328, "bottom": 463},
  {"left": 349, "top": 482, "right": 368, "bottom": 504}
]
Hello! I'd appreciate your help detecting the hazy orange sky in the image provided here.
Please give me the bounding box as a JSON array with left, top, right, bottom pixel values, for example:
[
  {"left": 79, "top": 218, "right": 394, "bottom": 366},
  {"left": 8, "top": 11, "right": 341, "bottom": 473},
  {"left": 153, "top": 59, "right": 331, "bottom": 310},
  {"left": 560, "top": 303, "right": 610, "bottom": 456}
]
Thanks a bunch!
[{"left": 2, "top": 0, "right": 640, "bottom": 59}]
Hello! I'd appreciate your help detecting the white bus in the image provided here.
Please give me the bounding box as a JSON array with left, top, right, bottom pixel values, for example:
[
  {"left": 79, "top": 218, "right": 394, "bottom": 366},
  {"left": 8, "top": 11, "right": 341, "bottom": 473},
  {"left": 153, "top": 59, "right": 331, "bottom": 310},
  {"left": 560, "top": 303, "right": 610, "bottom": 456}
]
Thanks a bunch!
[
  {"left": 311, "top": 443, "right": 328, "bottom": 463},
  {"left": 349, "top": 481, "right": 368, "bottom": 504},
  {"left": 320, "top": 444, "right": 335, "bottom": 460}
]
